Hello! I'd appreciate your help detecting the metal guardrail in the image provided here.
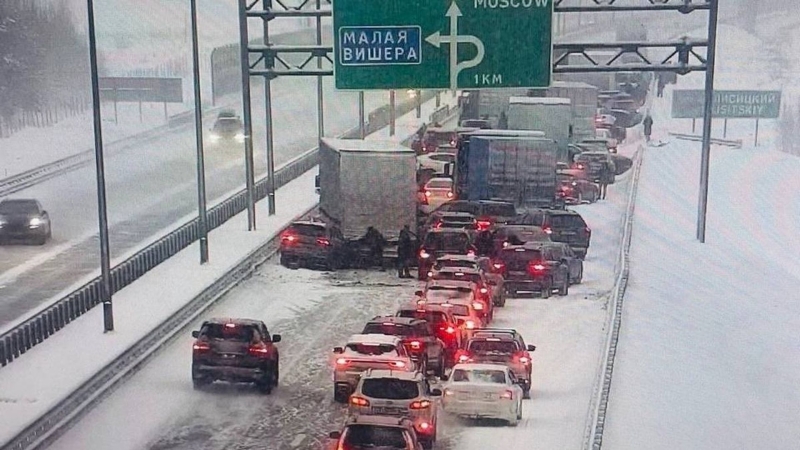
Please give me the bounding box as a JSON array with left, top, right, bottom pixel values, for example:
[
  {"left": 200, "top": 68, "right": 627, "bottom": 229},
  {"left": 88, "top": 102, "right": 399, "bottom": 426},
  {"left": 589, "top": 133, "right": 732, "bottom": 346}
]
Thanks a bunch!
[
  {"left": 668, "top": 131, "right": 743, "bottom": 148},
  {"left": 583, "top": 145, "right": 644, "bottom": 450},
  {"left": 0, "top": 92, "right": 438, "bottom": 368}
]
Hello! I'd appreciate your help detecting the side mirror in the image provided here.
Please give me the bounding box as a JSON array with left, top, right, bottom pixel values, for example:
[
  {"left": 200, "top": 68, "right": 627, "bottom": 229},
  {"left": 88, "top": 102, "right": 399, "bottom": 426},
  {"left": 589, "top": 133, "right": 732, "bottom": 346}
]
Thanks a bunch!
[
  {"left": 328, "top": 431, "right": 341, "bottom": 439},
  {"left": 430, "top": 388, "right": 443, "bottom": 396},
  {"left": 415, "top": 290, "right": 424, "bottom": 297},
  {"left": 439, "top": 374, "right": 449, "bottom": 381},
  {"left": 527, "top": 344, "right": 536, "bottom": 352},
  {"left": 333, "top": 346, "right": 344, "bottom": 354},
  {"left": 272, "top": 334, "right": 282, "bottom": 343},
  {"left": 443, "top": 163, "right": 453, "bottom": 177},
  {"left": 191, "top": 331, "right": 199, "bottom": 338}
]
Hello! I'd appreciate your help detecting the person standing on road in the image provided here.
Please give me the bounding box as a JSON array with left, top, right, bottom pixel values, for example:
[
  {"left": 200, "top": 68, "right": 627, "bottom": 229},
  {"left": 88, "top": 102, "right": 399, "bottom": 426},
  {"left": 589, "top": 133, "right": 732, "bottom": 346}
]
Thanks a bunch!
[
  {"left": 397, "top": 225, "right": 416, "bottom": 279},
  {"left": 364, "top": 227, "right": 387, "bottom": 270},
  {"left": 643, "top": 114, "right": 654, "bottom": 142}
]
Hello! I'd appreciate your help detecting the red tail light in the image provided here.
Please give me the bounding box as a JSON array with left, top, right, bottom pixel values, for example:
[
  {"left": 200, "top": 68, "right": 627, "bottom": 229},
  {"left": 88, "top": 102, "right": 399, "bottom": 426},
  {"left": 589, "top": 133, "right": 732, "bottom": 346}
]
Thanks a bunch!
[
  {"left": 443, "top": 325, "right": 455, "bottom": 334},
  {"left": 519, "top": 356, "right": 531, "bottom": 365},
  {"left": 528, "top": 261, "right": 547, "bottom": 274},
  {"left": 280, "top": 232, "right": 297, "bottom": 243},
  {"left": 447, "top": 191, "right": 454, "bottom": 198},
  {"left": 408, "top": 340, "right": 422, "bottom": 350},
  {"left": 464, "top": 320, "right": 476, "bottom": 329},
  {"left": 410, "top": 399, "right": 432, "bottom": 409},
  {"left": 425, "top": 191, "right": 432, "bottom": 197},
  {"left": 192, "top": 341, "right": 210, "bottom": 352},
  {"left": 577, "top": 164, "right": 585, "bottom": 170},
  {"left": 419, "top": 249, "right": 431, "bottom": 259},
  {"left": 472, "top": 302, "right": 484, "bottom": 311},
  {"left": 335, "top": 357, "right": 349, "bottom": 366},
  {"left": 500, "top": 390, "right": 514, "bottom": 400},
  {"left": 419, "top": 191, "right": 429, "bottom": 205},
  {"left": 542, "top": 227, "right": 552, "bottom": 235},
  {"left": 457, "top": 352, "right": 471, "bottom": 363},
  {"left": 249, "top": 342, "right": 272, "bottom": 357},
  {"left": 476, "top": 219, "right": 492, "bottom": 231},
  {"left": 350, "top": 396, "right": 370, "bottom": 407},
  {"left": 316, "top": 237, "right": 330, "bottom": 246},
  {"left": 467, "top": 249, "right": 475, "bottom": 257},
  {"left": 479, "top": 286, "right": 489, "bottom": 294},
  {"left": 390, "top": 360, "right": 407, "bottom": 368}
]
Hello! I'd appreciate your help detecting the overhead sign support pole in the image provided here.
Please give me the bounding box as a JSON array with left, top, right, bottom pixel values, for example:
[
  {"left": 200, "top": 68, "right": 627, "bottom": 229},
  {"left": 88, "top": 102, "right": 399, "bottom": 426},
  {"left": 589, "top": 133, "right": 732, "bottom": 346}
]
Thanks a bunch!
[
  {"left": 696, "top": 0, "right": 719, "bottom": 243},
  {"left": 237, "top": 0, "right": 257, "bottom": 231}
]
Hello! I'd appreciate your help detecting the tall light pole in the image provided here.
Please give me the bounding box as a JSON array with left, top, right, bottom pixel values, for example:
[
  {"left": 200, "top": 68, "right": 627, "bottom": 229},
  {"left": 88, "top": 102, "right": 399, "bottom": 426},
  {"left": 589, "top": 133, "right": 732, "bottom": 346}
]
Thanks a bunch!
[
  {"left": 86, "top": 0, "right": 114, "bottom": 332},
  {"left": 190, "top": 0, "right": 209, "bottom": 263}
]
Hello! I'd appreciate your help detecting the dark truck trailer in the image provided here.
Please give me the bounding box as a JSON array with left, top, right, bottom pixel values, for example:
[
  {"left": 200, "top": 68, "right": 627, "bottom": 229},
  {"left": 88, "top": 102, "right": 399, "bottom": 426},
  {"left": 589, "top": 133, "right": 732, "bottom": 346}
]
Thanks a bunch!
[{"left": 454, "top": 132, "right": 558, "bottom": 209}]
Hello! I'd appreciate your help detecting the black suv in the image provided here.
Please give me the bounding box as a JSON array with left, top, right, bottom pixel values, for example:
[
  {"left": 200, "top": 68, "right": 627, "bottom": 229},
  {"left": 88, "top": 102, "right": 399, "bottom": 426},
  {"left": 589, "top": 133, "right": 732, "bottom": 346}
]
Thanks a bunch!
[
  {"left": 191, "top": 318, "right": 281, "bottom": 393},
  {"left": 279, "top": 220, "right": 348, "bottom": 270},
  {"left": 362, "top": 316, "right": 446, "bottom": 377},
  {"left": 510, "top": 209, "right": 591, "bottom": 259},
  {"left": 417, "top": 229, "right": 476, "bottom": 280},
  {"left": 434, "top": 200, "right": 518, "bottom": 231},
  {"left": 0, "top": 199, "right": 52, "bottom": 245},
  {"left": 532, "top": 241, "right": 583, "bottom": 285},
  {"left": 494, "top": 243, "right": 570, "bottom": 298},
  {"left": 573, "top": 151, "right": 616, "bottom": 185}
]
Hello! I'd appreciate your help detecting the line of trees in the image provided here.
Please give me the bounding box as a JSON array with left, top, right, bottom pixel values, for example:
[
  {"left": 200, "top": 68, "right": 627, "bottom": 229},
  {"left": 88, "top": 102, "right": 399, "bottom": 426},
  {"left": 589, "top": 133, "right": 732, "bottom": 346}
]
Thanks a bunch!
[{"left": 0, "top": 0, "right": 90, "bottom": 138}]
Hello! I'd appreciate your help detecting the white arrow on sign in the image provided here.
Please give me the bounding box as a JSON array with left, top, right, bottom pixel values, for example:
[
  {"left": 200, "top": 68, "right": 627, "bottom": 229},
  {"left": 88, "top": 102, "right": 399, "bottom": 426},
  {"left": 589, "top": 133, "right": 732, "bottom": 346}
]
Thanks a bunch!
[{"left": 425, "top": 2, "right": 485, "bottom": 90}]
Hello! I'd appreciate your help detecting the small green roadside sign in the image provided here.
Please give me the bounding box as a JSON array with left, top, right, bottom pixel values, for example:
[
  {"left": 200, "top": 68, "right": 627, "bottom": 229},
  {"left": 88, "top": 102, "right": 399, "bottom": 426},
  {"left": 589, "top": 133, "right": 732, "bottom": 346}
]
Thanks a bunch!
[
  {"left": 332, "top": 0, "right": 553, "bottom": 90},
  {"left": 672, "top": 90, "right": 782, "bottom": 119}
]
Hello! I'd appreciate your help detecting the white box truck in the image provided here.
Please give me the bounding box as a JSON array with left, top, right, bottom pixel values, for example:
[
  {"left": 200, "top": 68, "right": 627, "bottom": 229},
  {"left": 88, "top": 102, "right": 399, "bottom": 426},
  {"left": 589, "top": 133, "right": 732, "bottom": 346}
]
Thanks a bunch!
[
  {"left": 318, "top": 137, "right": 418, "bottom": 244},
  {"left": 506, "top": 96, "right": 573, "bottom": 162}
]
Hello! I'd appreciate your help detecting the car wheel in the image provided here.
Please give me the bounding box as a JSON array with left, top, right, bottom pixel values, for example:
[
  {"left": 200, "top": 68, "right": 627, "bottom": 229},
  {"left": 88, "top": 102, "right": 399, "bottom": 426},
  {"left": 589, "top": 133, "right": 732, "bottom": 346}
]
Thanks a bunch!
[
  {"left": 36, "top": 235, "right": 47, "bottom": 246},
  {"left": 279, "top": 253, "right": 292, "bottom": 268},
  {"left": 541, "top": 280, "right": 551, "bottom": 299},
  {"left": 256, "top": 376, "right": 273, "bottom": 394},
  {"left": 559, "top": 276, "right": 569, "bottom": 296},
  {"left": 435, "top": 355, "right": 445, "bottom": 378},
  {"left": 326, "top": 255, "right": 340, "bottom": 271},
  {"left": 192, "top": 376, "right": 211, "bottom": 390},
  {"left": 517, "top": 401, "right": 523, "bottom": 420},
  {"left": 47, "top": 226, "right": 52, "bottom": 240},
  {"left": 273, "top": 359, "right": 280, "bottom": 387},
  {"left": 523, "top": 387, "right": 531, "bottom": 399},
  {"left": 333, "top": 386, "right": 350, "bottom": 403}
]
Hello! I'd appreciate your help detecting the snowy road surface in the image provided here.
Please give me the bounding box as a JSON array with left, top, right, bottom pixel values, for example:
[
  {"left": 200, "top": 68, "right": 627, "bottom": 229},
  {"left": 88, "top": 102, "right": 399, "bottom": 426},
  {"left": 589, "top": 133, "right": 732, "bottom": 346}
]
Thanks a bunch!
[
  {"left": 44, "top": 144, "right": 638, "bottom": 450},
  {"left": 0, "top": 75, "right": 392, "bottom": 330}
]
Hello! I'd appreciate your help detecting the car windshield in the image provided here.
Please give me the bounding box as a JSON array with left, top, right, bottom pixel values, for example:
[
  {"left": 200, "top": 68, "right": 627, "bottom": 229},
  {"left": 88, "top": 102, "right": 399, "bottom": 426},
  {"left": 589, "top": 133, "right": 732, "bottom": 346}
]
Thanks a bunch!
[
  {"left": 0, "top": 201, "right": 38, "bottom": 214},
  {"left": 431, "top": 303, "right": 469, "bottom": 317},
  {"left": 451, "top": 368, "right": 507, "bottom": 384},
  {"left": 550, "top": 215, "right": 586, "bottom": 229},
  {"left": 434, "top": 272, "right": 481, "bottom": 284},
  {"left": 201, "top": 324, "right": 255, "bottom": 342},
  {"left": 423, "top": 232, "right": 469, "bottom": 250},
  {"left": 433, "top": 260, "right": 477, "bottom": 271},
  {"left": 289, "top": 224, "right": 326, "bottom": 237},
  {"left": 397, "top": 310, "right": 446, "bottom": 326},
  {"left": 469, "top": 340, "right": 518, "bottom": 354},
  {"left": 361, "top": 378, "right": 419, "bottom": 400},
  {"left": 362, "top": 323, "right": 414, "bottom": 337},
  {"left": 426, "top": 179, "right": 452, "bottom": 189},
  {"left": 345, "top": 343, "right": 399, "bottom": 357},
  {"left": 343, "top": 425, "right": 408, "bottom": 449},
  {"left": 481, "top": 204, "right": 516, "bottom": 217},
  {"left": 501, "top": 249, "right": 544, "bottom": 271}
]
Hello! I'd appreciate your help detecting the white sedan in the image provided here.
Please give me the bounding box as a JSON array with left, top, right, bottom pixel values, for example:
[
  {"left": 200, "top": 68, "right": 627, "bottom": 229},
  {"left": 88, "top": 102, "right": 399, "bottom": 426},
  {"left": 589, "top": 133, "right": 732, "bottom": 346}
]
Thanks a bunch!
[
  {"left": 417, "top": 152, "right": 456, "bottom": 175},
  {"left": 440, "top": 363, "right": 524, "bottom": 425}
]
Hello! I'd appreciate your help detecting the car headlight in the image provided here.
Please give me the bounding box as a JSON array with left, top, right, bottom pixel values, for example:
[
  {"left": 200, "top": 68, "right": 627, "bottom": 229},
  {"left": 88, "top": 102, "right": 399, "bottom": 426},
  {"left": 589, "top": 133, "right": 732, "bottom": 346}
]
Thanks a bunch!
[
  {"left": 30, "top": 217, "right": 43, "bottom": 226},
  {"left": 235, "top": 133, "right": 245, "bottom": 143}
]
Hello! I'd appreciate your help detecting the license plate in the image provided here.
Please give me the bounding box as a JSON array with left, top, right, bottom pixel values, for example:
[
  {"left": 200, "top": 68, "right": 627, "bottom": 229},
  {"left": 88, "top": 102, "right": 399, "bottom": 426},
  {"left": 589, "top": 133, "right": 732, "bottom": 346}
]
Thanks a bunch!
[
  {"left": 560, "top": 231, "right": 576, "bottom": 235},
  {"left": 373, "top": 407, "right": 405, "bottom": 415},
  {"left": 221, "top": 354, "right": 237, "bottom": 359}
]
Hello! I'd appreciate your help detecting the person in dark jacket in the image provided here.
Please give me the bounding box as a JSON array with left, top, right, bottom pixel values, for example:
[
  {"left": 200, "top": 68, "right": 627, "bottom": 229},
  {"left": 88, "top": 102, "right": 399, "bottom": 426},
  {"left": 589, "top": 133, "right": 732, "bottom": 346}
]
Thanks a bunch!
[
  {"left": 643, "top": 114, "right": 653, "bottom": 142},
  {"left": 397, "top": 225, "right": 416, "bottom": 278},
  {"left": 364, "top": 227, "right": 387, "bottom": 270}
]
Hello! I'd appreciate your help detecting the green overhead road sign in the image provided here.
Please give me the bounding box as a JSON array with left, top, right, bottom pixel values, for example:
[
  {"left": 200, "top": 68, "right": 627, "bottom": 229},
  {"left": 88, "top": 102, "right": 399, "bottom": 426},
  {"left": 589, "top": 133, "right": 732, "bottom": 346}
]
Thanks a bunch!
[
  {"left": 332, "top": 0, "right": 553, "bottom": 90},
  {"left": 672, "top": 90, "right": 782, "bottom": 119}
]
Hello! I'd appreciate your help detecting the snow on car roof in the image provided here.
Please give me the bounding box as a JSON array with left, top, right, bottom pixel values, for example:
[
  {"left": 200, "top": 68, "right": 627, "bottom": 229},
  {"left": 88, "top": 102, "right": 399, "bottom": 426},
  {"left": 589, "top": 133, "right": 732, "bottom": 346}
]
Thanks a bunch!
[
  {"left": 322, "top": 137, "right": 414, "bottom": 154},
  {"left": 427, "top": 279, "right": 475, "bottom": 288},
  {"left": 347, "top": 333, "right": 402, "bottom": 346},
  {"left": 362, "top": 369, "right": 421, "bottom": 381},
  {"left": 509, "top": 96, "right": 571, "bottom": 105}
]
